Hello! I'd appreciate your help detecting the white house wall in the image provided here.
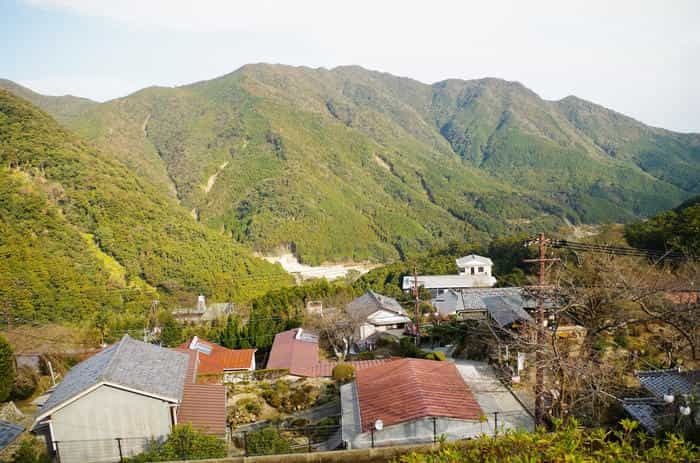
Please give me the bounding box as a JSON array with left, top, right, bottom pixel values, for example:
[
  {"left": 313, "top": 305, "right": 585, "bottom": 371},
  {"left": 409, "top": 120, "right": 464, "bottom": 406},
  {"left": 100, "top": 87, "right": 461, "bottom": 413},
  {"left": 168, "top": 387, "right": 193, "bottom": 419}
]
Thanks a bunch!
[
  {"left": 51, "top": 385, "right": 174, "bottom": 463},
  {"left": 367, "top": 310, "right": 410, "bottom": 326},
  {"left": 346, "top": 416, "right": 484, "bottom": 449}
]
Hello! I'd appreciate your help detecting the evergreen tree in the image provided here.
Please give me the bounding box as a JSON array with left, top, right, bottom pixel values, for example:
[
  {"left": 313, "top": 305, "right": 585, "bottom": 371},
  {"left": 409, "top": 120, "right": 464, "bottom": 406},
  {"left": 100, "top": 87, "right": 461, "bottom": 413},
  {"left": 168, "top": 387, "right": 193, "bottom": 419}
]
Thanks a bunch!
[{"left": 0, "top": 334, "right": 15, "bottom": 402}]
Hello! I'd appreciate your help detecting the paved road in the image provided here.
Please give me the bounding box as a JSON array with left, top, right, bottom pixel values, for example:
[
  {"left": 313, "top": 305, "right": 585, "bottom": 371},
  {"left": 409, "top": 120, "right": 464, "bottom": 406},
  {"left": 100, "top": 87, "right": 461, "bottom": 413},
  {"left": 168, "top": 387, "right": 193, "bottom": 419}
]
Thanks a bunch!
[{"left": 453, "top": 359, "right": 534, "bottom": 434}]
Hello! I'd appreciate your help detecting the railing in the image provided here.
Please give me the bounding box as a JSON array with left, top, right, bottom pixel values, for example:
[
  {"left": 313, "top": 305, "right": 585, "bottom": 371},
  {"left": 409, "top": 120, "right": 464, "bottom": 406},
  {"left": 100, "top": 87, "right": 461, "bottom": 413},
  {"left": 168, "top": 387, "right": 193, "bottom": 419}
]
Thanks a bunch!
[
  {"left": 53, "top": 437, "right": 150, "bottom": 463},
  {"left": 231, "top": 423, "right": 342, "bottom": 456}
]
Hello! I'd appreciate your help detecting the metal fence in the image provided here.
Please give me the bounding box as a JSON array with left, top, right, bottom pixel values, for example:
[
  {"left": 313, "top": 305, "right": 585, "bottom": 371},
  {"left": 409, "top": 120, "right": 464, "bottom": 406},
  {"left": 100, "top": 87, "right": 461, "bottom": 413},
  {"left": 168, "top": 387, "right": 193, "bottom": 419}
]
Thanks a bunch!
[
  {"left": 53, "top": 437, "right": 150, "bottom": 463},
  {"left": 231, "top": 423, "right": 343, "bottom": 456}
]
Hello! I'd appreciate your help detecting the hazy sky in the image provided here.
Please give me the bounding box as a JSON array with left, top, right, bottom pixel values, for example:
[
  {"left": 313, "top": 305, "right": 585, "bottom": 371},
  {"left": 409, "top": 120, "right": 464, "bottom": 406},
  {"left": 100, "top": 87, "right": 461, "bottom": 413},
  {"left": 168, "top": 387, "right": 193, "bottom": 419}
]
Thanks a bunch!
[{"left": 2, "top": 0, "right": 699, "bottom": 132}]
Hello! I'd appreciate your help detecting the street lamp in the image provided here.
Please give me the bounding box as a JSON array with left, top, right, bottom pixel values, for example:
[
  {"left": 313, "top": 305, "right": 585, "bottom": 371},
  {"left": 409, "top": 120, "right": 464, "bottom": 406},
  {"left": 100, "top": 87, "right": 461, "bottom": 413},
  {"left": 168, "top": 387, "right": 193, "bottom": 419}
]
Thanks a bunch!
[{"left": 371, "top": 419, "right": 383, "bottom": 448}]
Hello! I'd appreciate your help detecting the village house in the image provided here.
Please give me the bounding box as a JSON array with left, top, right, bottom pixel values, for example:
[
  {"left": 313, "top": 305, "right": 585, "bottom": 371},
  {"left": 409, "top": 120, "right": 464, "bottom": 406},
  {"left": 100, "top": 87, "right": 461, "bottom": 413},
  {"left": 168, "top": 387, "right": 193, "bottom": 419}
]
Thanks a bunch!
[
  {"left": 402, "top": 254, "right": 497, "bottom": 296},
  {"left": 172, "top": 295, "right": 234, "bottom": 324},
  {"left": 341, "top": 358, "right": 484, "bottom": 448},
  {"left": 346, "top": 291, "right": 411, "bottom": 343},
  {"left": 179, "top": 336, "right": 256, "bottom": 382},
  {"left": 266, "top": 328, "right": 390, "bottom": 379},
  {"left": 623, "top": 368, "right": 700, "bottom": 434},
  {"left": 31, "top": 335, "right": 226, "bottom": 463}
]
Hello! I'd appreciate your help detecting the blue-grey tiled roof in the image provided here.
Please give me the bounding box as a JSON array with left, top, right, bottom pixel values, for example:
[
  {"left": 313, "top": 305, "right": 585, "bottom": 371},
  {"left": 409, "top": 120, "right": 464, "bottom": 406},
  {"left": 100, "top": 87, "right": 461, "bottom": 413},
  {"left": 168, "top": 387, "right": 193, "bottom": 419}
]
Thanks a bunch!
[
  {"left": 0, "top": 420, "right": 24, "bottom": 452},
  {"left": 637, "top": 369, "right": 700, "bottom": 399},
  {"left": 622, "top": 398, "right": 663, "bottom": 434},
  {"left": 347, "top": 291, "right": 408, "bottom": 319},
  {"left": 38, "top": 335, "right": 189, "bottom": 418},
  {"left": 482, "top": 295, "right": 534, "bottom": 327}
]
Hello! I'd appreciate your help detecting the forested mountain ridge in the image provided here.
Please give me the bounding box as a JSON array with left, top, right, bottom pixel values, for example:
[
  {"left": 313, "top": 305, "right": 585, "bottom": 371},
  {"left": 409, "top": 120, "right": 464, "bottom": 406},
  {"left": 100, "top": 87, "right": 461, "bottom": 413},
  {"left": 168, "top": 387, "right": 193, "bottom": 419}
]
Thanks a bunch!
[
  {"left": 3, "top": 65, "right": 698, "bottom": 264},
  {"left": 0, "top": 90, "right": 291, "bottom": 323}
]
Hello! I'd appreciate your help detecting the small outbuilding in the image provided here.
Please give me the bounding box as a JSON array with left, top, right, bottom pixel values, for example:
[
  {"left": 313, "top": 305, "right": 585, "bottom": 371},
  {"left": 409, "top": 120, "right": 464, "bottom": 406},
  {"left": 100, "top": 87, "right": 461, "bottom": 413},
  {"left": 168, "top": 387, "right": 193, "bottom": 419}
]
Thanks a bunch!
[{"left": 341, "top": 358, "right": 484, "bottom": 448}]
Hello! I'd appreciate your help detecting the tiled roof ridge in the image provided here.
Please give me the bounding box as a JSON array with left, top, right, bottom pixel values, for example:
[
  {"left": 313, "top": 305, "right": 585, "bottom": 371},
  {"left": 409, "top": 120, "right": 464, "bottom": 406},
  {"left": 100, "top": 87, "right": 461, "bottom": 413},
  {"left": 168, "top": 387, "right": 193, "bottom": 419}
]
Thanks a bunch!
[
  {"left": 100, "top": 334, "right": 130, "bottom": 382},
  {"left": 635, "top": 367, "right": 682, "bottom": 376}
]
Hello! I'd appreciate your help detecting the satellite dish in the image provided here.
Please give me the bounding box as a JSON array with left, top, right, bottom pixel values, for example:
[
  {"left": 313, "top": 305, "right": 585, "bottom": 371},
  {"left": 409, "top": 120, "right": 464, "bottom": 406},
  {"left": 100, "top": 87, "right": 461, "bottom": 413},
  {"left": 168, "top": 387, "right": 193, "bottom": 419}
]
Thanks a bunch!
[{"left": 374, "top": 419, "right": 384, "bottom": 431}]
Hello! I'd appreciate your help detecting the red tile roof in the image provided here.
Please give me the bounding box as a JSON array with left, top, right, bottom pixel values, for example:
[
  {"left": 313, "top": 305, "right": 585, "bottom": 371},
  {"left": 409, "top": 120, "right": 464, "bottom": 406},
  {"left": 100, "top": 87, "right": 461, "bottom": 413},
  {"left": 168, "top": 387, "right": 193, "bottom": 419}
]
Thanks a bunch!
[
  {"left": 178, "top": 337, "right": 255, "bottom": 375},
  {"left": 266, "top": 328, "right": 320, "bottom": 376},
  {"left": 178, "top": 383, "right": 227, "bottom": 437},
  {"left": 267, "top": 328, "right": 394, "bottom": 377},
  {"left": 175, "top": 348, "right": 227, "bottom": 436},
  {"left": 355, "top": 358, "right": 483, "bottom": 432}
]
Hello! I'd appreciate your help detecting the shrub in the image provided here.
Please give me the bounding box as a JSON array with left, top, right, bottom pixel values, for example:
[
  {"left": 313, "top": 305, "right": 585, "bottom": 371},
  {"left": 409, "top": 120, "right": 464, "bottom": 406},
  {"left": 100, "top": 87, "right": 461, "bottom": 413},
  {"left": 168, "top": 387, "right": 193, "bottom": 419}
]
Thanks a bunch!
[
  {"left": 358, "top": 351, "right": 376, "bottom": 360},
  {"left": 332, "top": 363, "right": 355, "bottom": 382},
  {"left": 12, "top": 366, "right": 39, "bottom": 400},
  {"left": 425, "top": 352, "right": 436, "bottom": 360},
  {"left": 126, "top": 424, "right": 226, "bottom": 462},
  {"left": 11, "top": 436, "right": 50, "bottom": 463},
  {"left": 246, "top": 427, "right": 291, "bottom": 456},
  {"left": 0, "top": 335, "right": 15, "bottom": 402},
  {"left": 228, "top": 397, "right": 264, "bottom": 426},
  {"left": 434, "top": 351, "right": 446, "bottom": 361}
]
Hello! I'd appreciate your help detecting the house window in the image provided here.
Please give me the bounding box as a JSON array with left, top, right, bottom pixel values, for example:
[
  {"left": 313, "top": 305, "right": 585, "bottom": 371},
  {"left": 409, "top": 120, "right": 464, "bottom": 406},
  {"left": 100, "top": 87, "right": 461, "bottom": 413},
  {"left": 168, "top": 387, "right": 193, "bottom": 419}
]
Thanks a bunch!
[
  {"left": 478, "top": 267, "right": 484, "bottom": 273},
  {"left": 470, "top": 267, "right": 475, "bottom": 275}
]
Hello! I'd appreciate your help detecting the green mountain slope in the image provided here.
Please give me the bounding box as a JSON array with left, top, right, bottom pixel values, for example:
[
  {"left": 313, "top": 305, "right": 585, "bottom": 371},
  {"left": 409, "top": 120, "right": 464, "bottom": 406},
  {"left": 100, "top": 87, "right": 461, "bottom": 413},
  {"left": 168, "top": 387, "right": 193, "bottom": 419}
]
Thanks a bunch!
[
  {"left": 0, "top": 90, "right": 291, "bottom": 323},
  {"left": 625, "top": 195, "right": 700, "bottom": 255},
  {"left": 3, "top": 65, "right": 698, "bottom": 264}
]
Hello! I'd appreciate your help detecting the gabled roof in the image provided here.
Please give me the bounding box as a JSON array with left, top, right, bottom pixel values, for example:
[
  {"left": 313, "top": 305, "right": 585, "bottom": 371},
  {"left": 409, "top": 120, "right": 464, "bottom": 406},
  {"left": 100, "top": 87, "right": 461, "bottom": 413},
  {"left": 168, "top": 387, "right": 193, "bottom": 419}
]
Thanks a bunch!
[
  {"left": 0, "top": 420, "right": 24, "bottom": 453},
  {"left": 266, "top": 328, "right": 394, "bottom": 377},
  {"left": 36, "top": 335, "right": 189, "bottom": 421},
  {"left": 482, "top": 295, "right": 534, "bottom": 327},
  {"left": 456, "top": 254, "right": 493, "bottom": 267},
  {"left": 266, "top": 328, "right": 320, "bottom": 376},
  {"left": 347, "top": 291, "right": 409, "bottom": 320},
  {"left": 179, "top": 337, "right": 255, "bottom": 374},
  {"left": 355, "top": 358, "right": 482, "bottom": 432}
]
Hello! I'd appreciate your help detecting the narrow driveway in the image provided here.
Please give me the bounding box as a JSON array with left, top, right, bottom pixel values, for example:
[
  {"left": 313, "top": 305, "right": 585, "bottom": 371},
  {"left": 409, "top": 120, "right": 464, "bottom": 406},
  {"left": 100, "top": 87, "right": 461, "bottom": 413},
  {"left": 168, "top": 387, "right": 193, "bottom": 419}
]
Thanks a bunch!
[{"left": 453, "top": 359, "right": 534, "bottom": 434}]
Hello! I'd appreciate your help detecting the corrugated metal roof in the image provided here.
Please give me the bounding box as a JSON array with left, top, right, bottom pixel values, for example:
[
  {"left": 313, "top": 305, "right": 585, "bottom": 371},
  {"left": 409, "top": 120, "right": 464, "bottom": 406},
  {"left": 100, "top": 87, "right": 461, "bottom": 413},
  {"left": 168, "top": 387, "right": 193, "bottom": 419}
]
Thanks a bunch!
[
  {"left": 402, "top": 274, "right": 497, "bottom": 290},
  {"left": 355, "top": 358, "right": 482, "bottom": 432},
  {"left": 0, "top": 420, "right": 24, "bottom": 453},
  {"left": 38, "top": 335, "right": 189, "bottom": 418}
]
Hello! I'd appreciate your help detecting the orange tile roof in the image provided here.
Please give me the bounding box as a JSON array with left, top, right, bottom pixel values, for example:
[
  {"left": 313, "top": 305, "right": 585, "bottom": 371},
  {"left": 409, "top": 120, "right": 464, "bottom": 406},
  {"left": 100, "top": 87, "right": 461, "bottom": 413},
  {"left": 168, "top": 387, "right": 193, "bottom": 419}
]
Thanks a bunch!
[
  {"left": 355, "top": 358, "right": 483, "bottom": 432},
  {"left": 179, "top": 338, "right": 255, "bottom": 375}
]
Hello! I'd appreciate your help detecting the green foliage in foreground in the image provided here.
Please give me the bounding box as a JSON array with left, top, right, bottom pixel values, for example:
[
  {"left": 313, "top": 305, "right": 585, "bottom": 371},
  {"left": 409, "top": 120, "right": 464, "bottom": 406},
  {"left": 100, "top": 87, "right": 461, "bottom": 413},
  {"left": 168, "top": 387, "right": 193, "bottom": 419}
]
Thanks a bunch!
[
  {"left": 0, "top": 90, "right": 291, "bottom": 324},
  {"left": 0, "top": 334, "right": 14, "bottom": 402},
  {"left": 126, "top": 425, "right": 226, "bottom": 462},
  {"left": 246, "top": 426, "right": 292, "bottom": 456},
  {"left": 625, "top": 195, "right": 700, "bottom": 255},
  {"left": 394, "top": 419, "right": 698, "bottom": 463},
  {"left": 9, "top": 436, "right": 50, "bottom": 463}
]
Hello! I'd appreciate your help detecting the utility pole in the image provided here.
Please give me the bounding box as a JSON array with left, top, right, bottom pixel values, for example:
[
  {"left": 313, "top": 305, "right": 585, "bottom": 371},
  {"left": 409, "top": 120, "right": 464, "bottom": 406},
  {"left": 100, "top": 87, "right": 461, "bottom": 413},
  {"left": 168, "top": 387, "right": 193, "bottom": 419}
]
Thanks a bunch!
[
  {"left": 413, "top": 264, "right": 420, "bottom": 347},
  {"left": 524, "top": 232, "right": 559, "bottom": 427}
]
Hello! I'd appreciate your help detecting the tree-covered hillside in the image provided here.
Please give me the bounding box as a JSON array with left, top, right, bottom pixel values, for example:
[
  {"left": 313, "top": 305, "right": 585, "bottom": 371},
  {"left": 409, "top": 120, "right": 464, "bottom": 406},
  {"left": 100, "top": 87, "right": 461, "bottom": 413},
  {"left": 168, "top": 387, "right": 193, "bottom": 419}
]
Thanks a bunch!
[
  {"left": 3, "top": 65, "right": 698, "bottom": 264},
  {"left": 625, "top": 195, "right": 700, "bottom": 255},
  {"left": 0, "top": 90, "right": 291, "bottom": 323}
]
